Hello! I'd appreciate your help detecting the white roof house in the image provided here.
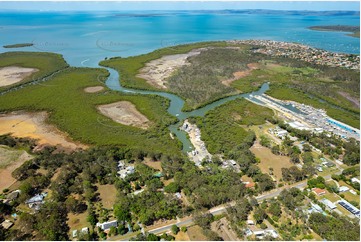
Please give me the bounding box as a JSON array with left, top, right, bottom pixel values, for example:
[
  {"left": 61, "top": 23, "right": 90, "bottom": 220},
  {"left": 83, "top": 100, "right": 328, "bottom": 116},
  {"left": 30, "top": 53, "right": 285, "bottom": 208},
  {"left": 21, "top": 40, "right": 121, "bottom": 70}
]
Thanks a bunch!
[
  {"left": 351, "top": 177, "right": 360, "bottom": 184},
  {"left": 247, "top": 220, "right": 254, "bottom": 225},
  {"left": 96, "top": 220, "right": 118, "bottom": 231},
  {"left": 321, "top": 198, "right": 337, "bottom": 210},
  {"left": 338, "top": 186, "right": 350, "bottom": 192}
]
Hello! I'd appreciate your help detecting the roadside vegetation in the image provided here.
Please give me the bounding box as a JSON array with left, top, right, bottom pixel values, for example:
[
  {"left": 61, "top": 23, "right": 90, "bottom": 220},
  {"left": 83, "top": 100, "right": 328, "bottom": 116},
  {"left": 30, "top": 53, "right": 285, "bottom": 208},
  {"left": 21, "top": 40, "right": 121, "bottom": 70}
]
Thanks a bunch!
[
  {"left": 0, "top": 52, "right": 69, "bottom": 91},
  {"left": 0, "top": 67, "right": 181, "bottom": 156}
]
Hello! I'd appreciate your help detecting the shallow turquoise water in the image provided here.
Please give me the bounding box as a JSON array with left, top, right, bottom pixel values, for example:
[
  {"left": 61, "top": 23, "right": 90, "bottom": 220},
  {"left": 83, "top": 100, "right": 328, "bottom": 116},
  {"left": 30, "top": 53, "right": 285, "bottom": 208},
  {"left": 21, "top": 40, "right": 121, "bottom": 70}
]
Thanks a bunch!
[
  {"left": 0, "top": 10, "right": 359, "bottom": 151},
  {"left": 0, "top": 11, "right": 359, "bottom": 67}
]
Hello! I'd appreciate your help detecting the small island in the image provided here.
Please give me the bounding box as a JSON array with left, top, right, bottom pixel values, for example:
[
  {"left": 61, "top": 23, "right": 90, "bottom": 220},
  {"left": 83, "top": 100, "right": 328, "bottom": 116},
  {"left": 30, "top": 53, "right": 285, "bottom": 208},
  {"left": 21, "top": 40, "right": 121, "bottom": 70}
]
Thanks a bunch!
[
  {"left": 3, "top": 43, "right": 34, "bottom": 48},
  {"left": 309, "top": 25, "right": 360, "bottom": 38}
]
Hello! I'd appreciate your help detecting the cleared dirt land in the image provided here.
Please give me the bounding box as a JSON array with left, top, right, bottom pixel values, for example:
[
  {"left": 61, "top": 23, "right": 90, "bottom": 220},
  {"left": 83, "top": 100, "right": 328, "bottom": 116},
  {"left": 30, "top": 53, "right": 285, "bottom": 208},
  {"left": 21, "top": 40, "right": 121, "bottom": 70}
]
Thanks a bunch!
[
  {"left": 0, "top": 111, "right": 87, "bottom": 150},
  {"left": 222, "top": 63, "right": 260, "bottom": 86},
  {"left": 137, "top": 49, "right": 203, "bottom": 89},
  {"left": 251, "top": 141, "right": 293, "bottom": 180},
  {"left": 84, "top": 85, "right": 104, "bottom": 93},
  {"left": 0, "top": 66, "right": 38, "bottom": 87},
  {"left": 0, "top": 145, "right": 33, "bottom": 190},
  {"left": 97, "top": 101, "right": 150, "bottom": 129}
]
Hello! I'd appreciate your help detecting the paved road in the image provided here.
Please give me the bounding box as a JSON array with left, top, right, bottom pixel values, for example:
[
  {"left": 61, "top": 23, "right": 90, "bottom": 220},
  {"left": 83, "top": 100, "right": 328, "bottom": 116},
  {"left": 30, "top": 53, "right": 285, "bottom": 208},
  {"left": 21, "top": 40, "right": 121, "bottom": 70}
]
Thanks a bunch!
[
  {"left": 111, "top": 171, "right": 338, "bottom": 240},
  {"left": 147, "top": 180, "right": 310, "bottom": 236}
]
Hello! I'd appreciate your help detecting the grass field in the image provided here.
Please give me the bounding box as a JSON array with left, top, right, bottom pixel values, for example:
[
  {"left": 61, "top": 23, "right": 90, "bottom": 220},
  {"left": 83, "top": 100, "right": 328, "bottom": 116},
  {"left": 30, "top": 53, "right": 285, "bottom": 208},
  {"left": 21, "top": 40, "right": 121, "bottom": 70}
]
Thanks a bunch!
[
  {"left": 0, "top": 67, "right": 181, "bottom": 156},
  {"left": 0, "top": 51, "right": 68, "bottom": 91},
  {"left": 0, "top": 145, "right": 33, "bottom": 190},
  {"left": 186, "top": 225, "right": 208, "bottom": 241},
  {"left": 174, "top": 231, "right": 190, "bottom": 241},
  {"left": 143, "top": 158, "right": 162, "bottom": 171},
  {"left": 67, "top": 211, "right": 90, "bottom": 232},
  {"left": 97, "top": 184, "right": 117, "bottom": 209},
  {"left": 250, "top": 143, "right": 293, "bottom": 180}
]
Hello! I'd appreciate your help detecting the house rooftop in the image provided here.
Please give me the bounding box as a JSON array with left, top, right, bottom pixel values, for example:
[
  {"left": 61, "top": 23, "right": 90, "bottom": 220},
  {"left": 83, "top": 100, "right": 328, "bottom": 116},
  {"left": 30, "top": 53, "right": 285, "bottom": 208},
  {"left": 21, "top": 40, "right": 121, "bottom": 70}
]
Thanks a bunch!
[{"left": 312, "top": 187, "right": 326, "bottom": 196}]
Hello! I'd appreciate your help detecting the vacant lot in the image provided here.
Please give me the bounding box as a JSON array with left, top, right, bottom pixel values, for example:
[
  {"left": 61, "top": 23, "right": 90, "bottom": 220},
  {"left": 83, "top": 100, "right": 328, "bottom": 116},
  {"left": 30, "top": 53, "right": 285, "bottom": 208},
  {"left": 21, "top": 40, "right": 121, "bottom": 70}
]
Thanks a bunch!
[
  {"left": 0, "top": 145, "right": 33, "bottom": 190},
  {"left": 0, "top": 66, "right": 38, "bottom": 87},
  {"left": 0, "top": 111, "right": 87, "bottom": 150},
  {"left": 143, "top": 158, "right": 162, "bottom": 171},
  {"left": 175, "top": 231, "right": 190, "bottom": 241},
  {"left": 67, "top": 211, "right": 90, "bottom": 232},
  {"left": 97, "top": 101, "right": 150, "bottom": 129},
  {"left": 251, "top": 141, "right": 293, "bottom": 180},
  {"left": 187, "top": 225, "right": 208, "bottom": 241},
  {"left": 97, "top": 184, "right": 117, "bottom": 209}
]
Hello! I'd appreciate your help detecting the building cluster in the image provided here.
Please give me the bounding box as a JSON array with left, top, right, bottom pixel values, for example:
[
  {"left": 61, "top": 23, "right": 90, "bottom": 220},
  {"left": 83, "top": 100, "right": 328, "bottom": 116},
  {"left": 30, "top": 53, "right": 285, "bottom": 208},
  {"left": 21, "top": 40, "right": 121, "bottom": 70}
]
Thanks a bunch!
[
  {"left": 232, "top": 40, "right": 360, "bottom": 70},
  {"left": 253, "top": 93, "right": 360, "bottom": 141},
  {"left": 244, "top": 219, "right": 279, "bottom": 239},
  {"left": 25, "top": 192, "right": 48, "bottom": 210},
  {"left": 117, "top": 160, "right": 135, "bottom": 179},
  {"left": 181, "top": 121, "right": 212, "bottom": 166}
]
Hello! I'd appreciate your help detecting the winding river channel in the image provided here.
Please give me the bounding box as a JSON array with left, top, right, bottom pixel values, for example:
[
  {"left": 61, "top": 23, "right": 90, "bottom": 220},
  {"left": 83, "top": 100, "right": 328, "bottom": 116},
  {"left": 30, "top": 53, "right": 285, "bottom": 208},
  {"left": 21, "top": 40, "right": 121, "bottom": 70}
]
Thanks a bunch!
[{"left": 104, "top": 67, "right": 271, "bottom": 152}]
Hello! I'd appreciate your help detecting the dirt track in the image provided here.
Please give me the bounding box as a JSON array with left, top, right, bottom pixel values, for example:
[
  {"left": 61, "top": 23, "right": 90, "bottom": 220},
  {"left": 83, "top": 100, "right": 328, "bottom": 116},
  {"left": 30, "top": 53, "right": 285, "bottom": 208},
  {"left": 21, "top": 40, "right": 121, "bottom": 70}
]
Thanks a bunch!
[
  {"left": 0, "top": 66, "right": 38, "bottom": 87},
  {"left": 97, "top": 101, "right": 150, "bottom": 129}
]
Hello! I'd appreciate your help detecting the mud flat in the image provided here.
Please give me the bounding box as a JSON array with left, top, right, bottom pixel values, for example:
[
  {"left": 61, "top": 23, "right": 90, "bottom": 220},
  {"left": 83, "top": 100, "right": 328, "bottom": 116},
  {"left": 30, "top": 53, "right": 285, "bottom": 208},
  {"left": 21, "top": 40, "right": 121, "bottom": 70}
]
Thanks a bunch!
[
  {"left": 0, "top": 66, "right": 38, "bottom": 87},
  {"left": 0, "top": 111, "right": 87, "bottom": 150},
  {"left": 97, "top": 101, "right": 150, "bottom": 129},
  {"left": 84, "top": 86, "right": 104, "bottom": 93},
  {"left": 137, "top": 49, "right": 205, "bottom": 89}
]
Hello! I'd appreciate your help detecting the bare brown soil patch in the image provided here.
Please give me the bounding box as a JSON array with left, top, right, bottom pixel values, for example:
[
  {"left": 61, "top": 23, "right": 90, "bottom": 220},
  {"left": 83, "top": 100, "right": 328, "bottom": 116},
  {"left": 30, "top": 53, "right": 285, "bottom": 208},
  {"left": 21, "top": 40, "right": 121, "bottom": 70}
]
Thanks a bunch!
[
  {"left": 0, "top": 111, "right": 87, "bottom": 150},
  {"left": 84, "top": 86, "right": 104, "bottom": 93},
  {"left": 0, "top": 145, "right": 33, "bottom": 190},
  {"left": 97, "top": 101, "right": 150, "bottom": 129},
  {"left": 338, "top": 91, "right": 360, "bottom": 108},
  {"left": 137, "top": 49, "right": 204, "bottom": 89},
  {"left": 0, "top": 66, "right": 38, "bottom": 87},
  {"left": 222, "top": 63, "right": 260, "bottom": 86}
]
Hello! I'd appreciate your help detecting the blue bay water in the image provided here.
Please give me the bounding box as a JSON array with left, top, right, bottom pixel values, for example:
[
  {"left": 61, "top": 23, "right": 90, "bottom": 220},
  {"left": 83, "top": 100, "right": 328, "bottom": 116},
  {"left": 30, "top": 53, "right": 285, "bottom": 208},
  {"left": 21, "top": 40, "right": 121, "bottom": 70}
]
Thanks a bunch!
[
  {"left": 0, "top": 10, "right": 359, "bottom": 151},
  {"left": 0, "top": 11, "right": 359, "bottom": 67}
]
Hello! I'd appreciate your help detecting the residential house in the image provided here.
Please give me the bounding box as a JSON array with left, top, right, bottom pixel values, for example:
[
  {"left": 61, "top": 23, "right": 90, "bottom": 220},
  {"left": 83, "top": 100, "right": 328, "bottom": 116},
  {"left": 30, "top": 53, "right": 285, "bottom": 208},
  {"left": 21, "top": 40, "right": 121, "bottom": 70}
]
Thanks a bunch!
[
  {"left": 96, "top": 220, "right": 118, "bottom": 232},
  {"left": 312, "top": 188, "right": 326, "bottom": 196}
]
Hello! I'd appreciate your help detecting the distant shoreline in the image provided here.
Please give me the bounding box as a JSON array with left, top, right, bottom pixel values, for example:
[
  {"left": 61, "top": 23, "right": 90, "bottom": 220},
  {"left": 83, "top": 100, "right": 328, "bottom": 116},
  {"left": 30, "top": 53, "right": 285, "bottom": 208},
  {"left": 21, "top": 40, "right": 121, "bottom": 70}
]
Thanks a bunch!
[
  {"left": 3, "top": 43, "right": 34, "bottom": 48},
  {"left": 309, "top": 25, "right": 360, "bottom": 38}
]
